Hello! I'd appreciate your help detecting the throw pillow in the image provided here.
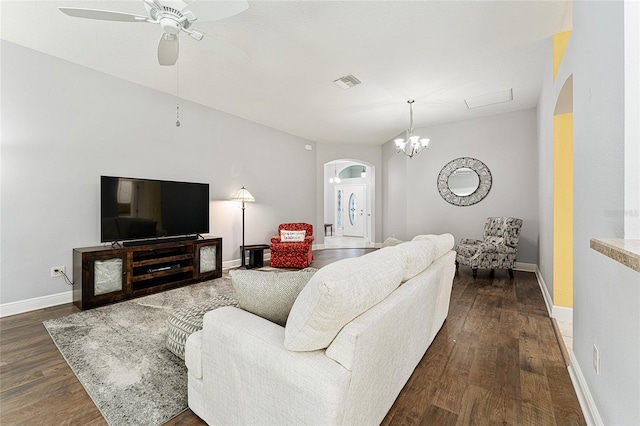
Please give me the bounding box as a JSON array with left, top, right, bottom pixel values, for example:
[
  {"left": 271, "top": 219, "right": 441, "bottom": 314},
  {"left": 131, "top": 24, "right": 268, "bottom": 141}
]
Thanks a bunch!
[
  {"left": 381, "top": 237, "right": 403, "bottom": 247},
  {"left": 280, "top": 230, "right": 306, "bottom": 242},
  {"left": 230, "top": 268, "right": 317, "bottom": 326}
]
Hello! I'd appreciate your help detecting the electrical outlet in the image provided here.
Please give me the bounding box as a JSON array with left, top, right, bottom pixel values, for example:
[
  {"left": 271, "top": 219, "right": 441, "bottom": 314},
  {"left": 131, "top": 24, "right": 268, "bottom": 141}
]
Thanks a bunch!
[
  {"left": 593, "top": 344, "right": 600, "bottom": 375},
  {"left": 51, "top": 266, "right": 65, "bottom": 278}
]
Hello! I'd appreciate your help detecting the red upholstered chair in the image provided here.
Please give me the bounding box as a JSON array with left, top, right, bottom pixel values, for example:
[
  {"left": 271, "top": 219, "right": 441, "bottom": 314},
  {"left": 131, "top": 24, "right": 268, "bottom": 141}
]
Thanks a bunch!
[{"left": 269, "top": 223, "right": 314, "bottom": 269}]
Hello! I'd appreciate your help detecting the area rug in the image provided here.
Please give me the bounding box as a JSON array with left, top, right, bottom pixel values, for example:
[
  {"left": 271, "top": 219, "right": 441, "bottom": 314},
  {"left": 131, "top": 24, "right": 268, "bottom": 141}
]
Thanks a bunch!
[{"left": 43, "top": 277, "right": 234, "bottom": 426}]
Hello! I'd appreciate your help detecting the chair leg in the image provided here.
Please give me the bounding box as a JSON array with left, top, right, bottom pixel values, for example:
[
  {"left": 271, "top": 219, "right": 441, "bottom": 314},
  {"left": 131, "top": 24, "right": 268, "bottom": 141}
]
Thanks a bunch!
[
  {"left": 472, "top": 268, "right": 478, "bottom": 278},
  {"left": 508, "top": 268, "right": 514, "bottom": 279}
]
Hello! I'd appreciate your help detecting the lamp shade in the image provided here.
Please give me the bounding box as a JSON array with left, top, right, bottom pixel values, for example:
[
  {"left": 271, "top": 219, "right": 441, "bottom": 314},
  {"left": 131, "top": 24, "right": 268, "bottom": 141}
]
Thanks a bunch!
[{"left": 230, "top": 186, "right": 255, "bottom": 203}]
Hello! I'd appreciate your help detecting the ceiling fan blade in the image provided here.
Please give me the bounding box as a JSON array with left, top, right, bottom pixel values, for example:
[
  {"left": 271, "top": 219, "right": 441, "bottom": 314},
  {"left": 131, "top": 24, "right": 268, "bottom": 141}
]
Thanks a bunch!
[
  {"left": 158, "top": 35, "right": 179, "bottom": 66},
  {"left": 193, "top": 28, "right": 249, "bottom": 64},
  {"left": 58, "top": 7, "right": 149, "bottom": 22},
  {"left": 182, "top": 0, "right": 249, "bottom": 22}
]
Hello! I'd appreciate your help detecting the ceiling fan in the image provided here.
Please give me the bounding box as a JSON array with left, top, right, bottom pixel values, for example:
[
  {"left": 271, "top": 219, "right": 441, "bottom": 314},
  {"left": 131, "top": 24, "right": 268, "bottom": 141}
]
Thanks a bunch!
[{"left": 59, "top": 0, "right": 249, "bottom": 66}]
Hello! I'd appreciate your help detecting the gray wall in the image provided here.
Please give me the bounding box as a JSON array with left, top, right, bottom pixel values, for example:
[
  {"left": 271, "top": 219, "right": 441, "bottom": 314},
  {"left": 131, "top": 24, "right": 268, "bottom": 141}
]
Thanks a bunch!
[
  {"left": 536, "top": 36, "right": 557, "bottom": 298},
  {"left": 571, "top": 1, "right": 639, "bottom": 423},
  {"left": 0, "top": 41, "right": 317, "bottom": 305},
  {"left": 382, "top": 109, "right": 539, "bottom": 264},
  {"left": 381, "top": 136, "right": 409, "bottom": 241}
]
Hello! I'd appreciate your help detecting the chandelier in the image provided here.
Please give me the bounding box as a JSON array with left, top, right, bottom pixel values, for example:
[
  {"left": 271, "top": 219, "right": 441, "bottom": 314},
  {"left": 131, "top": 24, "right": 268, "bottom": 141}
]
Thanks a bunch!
[{"left": 394, "top": 100, "right": 430, "bottom": 158}]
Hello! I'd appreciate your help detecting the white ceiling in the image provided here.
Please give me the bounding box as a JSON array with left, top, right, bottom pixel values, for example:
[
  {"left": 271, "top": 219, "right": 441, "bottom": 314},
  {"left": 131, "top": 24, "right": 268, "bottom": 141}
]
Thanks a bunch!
[{"left": 1, "top": 0, "right": 571, "bottom": 145}]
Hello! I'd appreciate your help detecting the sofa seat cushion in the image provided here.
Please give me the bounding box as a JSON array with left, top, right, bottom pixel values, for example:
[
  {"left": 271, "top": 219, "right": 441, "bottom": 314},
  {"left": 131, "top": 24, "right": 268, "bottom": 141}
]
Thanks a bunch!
[
  {"left": 284, "top": 247, "right": 406, "bottom": 351},
  {"left": 230, "top": 268, "right": 317, "bottom": 326},
  {"left": 480, "top": 242, "right": 517, "bottom": 254},
  {"left": 455, "top": 242, "right": 480, "bottom": 258}
]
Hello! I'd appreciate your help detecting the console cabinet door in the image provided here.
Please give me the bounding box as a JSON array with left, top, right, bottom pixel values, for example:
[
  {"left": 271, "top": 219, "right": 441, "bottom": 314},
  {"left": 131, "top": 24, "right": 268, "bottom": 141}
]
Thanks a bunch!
[
  {"left": 83, "top": 252, "right": 129, "bottom": 308},
  {"left": 194, "top": 239, "right": 222, "bottom": 280}
]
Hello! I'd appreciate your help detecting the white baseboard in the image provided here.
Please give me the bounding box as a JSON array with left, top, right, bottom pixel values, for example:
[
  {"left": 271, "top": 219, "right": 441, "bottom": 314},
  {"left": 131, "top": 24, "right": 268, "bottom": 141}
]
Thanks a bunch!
[
  {"left": 223, "top": 252, "right": 272, "bottom": 270},
  {"left": 533, "top": 266, "right": 574, "bottom": 322},
  {"left": 535, "top": 269, "right": 595, "bottom": 425},
  {"left": 535, "top": 266, "right": 554, "bottom": 317},
  {"left": 0, "top": 291, "right": 73, "bottom": 318},
  {"left": 2, "top": 254, "right": 276, "bottom": 316},
  {"left": 222, "top": 259, "right": 240, "bottom": 269},
  {"left": 514, "top": 261, "right": 537, "bottom": 272},
  {"left": 552, "top": 305, "right": 573, "bottom": 323},
  {"left": 569, "top": 351, "right": 604, "bottom": 426}
]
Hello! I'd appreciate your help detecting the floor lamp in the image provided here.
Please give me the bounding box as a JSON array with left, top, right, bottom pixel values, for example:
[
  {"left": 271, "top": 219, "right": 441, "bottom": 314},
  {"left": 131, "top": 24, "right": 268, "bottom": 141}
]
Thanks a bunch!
[{"left": 231, "top": 186, "right": 255, "bottom": 267}]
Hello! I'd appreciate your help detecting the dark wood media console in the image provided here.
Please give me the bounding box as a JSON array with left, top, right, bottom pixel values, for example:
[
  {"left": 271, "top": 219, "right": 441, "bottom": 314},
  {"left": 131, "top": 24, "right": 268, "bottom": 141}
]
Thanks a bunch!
[{"left": 73, "top": 237, "right": 222, "bottom": 310}]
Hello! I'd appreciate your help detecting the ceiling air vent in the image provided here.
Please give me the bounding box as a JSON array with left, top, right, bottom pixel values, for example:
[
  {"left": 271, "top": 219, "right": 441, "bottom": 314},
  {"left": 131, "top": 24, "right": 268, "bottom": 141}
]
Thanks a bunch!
[{"left": 333, "top": 75, "right": 362, "bottom": 90}]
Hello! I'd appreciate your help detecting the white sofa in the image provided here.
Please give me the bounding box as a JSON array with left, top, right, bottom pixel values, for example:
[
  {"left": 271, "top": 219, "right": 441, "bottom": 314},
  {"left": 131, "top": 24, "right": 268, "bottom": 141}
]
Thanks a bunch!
[{"left": 185, "top": 234, "right": 456, "bottom": 425}]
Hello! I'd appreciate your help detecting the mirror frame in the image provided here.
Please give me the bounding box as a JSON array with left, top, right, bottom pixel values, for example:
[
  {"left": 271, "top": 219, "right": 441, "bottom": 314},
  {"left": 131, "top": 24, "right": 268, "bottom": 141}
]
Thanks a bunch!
[{"left": 437, "top": 157, "right": 492, "bottom": 206}]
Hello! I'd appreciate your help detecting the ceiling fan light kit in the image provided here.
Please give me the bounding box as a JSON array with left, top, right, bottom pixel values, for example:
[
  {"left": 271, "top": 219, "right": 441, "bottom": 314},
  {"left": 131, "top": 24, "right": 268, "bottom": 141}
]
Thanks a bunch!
[{"left": 58, "top": 0, "right": 250, "bottom": 66}]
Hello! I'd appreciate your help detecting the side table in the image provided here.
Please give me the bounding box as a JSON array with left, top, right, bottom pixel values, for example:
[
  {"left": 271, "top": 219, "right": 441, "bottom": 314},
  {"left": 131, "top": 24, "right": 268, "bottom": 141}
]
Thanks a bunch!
[{"left": 241, "top": 244, "right": 270, "bottom": 269}]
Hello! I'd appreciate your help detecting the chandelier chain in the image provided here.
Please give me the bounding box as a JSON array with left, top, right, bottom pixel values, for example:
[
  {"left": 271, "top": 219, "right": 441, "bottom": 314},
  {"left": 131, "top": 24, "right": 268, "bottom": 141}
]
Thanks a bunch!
[{"left": 408, "top": 100, "right": 415, "bottom": 134}]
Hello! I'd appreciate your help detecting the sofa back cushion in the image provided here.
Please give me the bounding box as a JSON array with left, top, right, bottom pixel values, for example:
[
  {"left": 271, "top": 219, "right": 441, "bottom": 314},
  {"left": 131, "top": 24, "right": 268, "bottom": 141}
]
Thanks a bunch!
[
  {"left": 412, "top": 233, "right": 455, "bottom": 258},
  {"left": 395, "top": 240, "right": 438, "bottom": 282},
  {"left": 284, "top": 247, "right": 406, "bottom": 351}
]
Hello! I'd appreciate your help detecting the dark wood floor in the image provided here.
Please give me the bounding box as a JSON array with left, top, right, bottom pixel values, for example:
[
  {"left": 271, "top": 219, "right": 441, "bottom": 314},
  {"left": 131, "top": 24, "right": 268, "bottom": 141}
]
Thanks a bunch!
[{"left": 0, "top": 249, "right": 584, "bottom": 425}]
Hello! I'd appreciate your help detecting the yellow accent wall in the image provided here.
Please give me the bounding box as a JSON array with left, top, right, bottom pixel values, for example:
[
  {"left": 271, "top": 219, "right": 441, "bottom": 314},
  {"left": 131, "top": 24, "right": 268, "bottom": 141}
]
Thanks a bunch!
[
  {"left": 553, "top": 31, "right": 572, "bottom": 81},
  {"left": 553, "top": 112, "right": 573, "bottom": 308}
]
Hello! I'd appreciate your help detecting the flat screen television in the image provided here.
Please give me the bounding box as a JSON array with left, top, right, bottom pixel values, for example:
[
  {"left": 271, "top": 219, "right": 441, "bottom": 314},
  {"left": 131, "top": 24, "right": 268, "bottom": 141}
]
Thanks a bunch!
[{"left": 101, "top": 176, "right": 209, "bottom": 243}]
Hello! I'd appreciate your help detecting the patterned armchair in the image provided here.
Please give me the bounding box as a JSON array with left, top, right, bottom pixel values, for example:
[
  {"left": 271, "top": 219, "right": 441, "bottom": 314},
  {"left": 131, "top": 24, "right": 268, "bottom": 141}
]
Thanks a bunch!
[
  {"left": 455, "top": 217, "right": 523, "bottom": 278},
  {"left": 269, "top": 223, "right": 314, "bottom": 269}
]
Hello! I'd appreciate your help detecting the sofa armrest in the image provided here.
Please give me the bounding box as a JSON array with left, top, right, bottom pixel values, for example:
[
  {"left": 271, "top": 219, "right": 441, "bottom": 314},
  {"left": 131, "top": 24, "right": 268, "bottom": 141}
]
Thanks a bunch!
[
  {"left": 270, "top": 235, "right": 281, "bottom": 244},
  {"left": 304, "top": 235, "right": 315, "bottom": 244},
  {"left": 189, "top": 307, "right": 350, "bottom": 424}
]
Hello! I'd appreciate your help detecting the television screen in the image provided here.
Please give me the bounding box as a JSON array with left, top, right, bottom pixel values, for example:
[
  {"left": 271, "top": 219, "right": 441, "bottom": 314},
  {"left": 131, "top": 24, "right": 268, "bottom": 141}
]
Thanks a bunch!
[{"left": 101, "top": 176, "right": 209, "bottom": 243}]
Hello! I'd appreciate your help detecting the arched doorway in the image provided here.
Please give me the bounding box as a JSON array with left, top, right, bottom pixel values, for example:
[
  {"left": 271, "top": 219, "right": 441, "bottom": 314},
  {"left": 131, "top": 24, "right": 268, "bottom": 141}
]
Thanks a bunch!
[
  {"left": 553, "top": 74, "right": 574, "bottom": 349},
  {"left": 323, "top": 159, "right": 375, "bottom": 248}
]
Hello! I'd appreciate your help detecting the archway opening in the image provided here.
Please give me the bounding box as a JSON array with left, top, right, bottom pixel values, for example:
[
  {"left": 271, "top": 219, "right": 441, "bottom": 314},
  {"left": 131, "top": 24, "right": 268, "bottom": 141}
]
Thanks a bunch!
[
  {"left": 323, "top": 159, "right": 375, "bottom": 249},
  {"left": 553, "top": 73, "right": 574, "bottom": 350}
]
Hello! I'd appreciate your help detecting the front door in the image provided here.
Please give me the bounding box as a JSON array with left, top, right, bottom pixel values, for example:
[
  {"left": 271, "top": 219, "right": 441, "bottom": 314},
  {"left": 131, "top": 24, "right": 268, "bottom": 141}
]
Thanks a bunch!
[{"left": 342, "top": 184, "right": 365, "bottom": 237}]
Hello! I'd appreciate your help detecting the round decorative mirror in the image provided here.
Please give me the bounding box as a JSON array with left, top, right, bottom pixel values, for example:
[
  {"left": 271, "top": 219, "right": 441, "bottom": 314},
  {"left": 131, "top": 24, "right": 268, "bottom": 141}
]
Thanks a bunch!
[
  {"left": 437, "top": 157, "right": 492, "bottom": 206},
  {"left": 447, "top": 167, "right": 480, "bottom": 196}
]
